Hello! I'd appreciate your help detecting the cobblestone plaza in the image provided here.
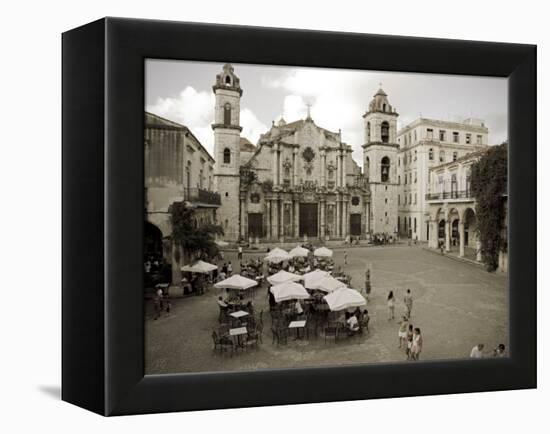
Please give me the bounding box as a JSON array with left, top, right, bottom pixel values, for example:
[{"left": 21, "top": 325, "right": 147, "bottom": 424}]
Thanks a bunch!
[{"left": 145, "top": 245, "right": 507, "bottom": 374}]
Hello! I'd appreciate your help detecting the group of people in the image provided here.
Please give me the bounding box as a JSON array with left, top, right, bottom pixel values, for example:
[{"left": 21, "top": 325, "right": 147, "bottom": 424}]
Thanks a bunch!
[
  {"left": 470, "top": 343, "right": 507, "bottom": 358},
  {"left": 217, "top": 262, "right": 233, "bottom": 281},
  {"left": 398, "top": 316, "right": 423, "bottom": 360},
  {"left": 345, "top": 308, "right": 370, "bottom": 335},
  {"left": 387, "top": 289, "right": 414, "bottom": 320}
]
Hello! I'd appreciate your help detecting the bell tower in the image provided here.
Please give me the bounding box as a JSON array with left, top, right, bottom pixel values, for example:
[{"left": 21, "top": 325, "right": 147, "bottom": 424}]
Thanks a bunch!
[
  {"left": 212, "top": 64, "right": 243, "bottom": 241},
  {"left": 362, "top": 87, "right": 399, "bottom": 235}
]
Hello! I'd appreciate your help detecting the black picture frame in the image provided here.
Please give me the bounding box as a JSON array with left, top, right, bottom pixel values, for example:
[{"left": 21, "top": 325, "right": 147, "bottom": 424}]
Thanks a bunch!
[{"left": 62, "top": 17, "right": 536, "bottom": 416}]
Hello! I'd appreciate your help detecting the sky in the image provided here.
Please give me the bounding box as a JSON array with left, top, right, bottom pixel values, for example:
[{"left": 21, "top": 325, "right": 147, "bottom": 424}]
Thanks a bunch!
[{"left": 145, "top": 59, "right": 508, "bottom": 165}]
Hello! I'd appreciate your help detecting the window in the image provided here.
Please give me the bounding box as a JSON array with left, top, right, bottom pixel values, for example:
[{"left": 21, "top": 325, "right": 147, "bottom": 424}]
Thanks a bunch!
[
  {"left": 225, "top": 192, "right": 229, "bottom": 197},
  {"left": 383, "top": 103, "right": 386, "bottom": 112},
  {"left": 453, "top": 132, "right": 459, "bottom": 143},
  {"left": 380, "top": 156, "right": 390, "bottom": 182},
  {"left": 385, "top": 198, "right": 388, "bottom": 204},
  {"left": 439, "top": 130, "right": 446, "bottom": 141},
  {"left": 364, "top": 157, "right": 370, "bottom": 180},
  {"left": 381, "top": 121, "right": 390, "bottom": 143},
  {"left": 414, "top": 218, "right": 417, "bottom": 232},
  {"left": 225, "top": 75, "right": 231, "bottom": 85},
  {"left": 398, "top": 175, "right": 401, "bottom": 184},
  {"left": 439, "top": 150, "right": 445, "bottom": 163},
  {"left": 427, "top": 128, "right": 433, "bottom": 140},
  {"left": 451, "top": 174, "right": 458, "bottom": 198},
  {"left": 223, "top": 148, "right": 231, "bottom": 164},
  {"left": 398, "top": 157, "right": 400, "bottom": 167},
  {"left": 224, "top": 103, "right": 231, "bottom": 125},
  {"left": 465, "top": 133, "right": 471, "bottom": 144},
  {"left": 476, "top": 135, "right": 483, "bottom": 144},
  {"left": 404, "top": 195, "right": 407, "bottom": 205},
  {"left": 409, "top": 193, "right": 412, "bottom": 204},
  {"left": 366, "top": 122, "right": 371, "bottom": 143},
  {"left": 398, "top": 194, "right": 400, "bottom": 205},
  {"left": 351, "top": 196, "right": 360, "bottom": 206},
  {"left": 429, "top": 148, "right": 434, "bottom": 160},
  {"left": 453, "top": 152, "right": 458, "bottom": 162},
  {"left": 414, "top": 172, "right": 417, "bottom": 183},
  {"left": 414, "top": 193, "right": 417, "bottom": 204},
  {"left": 404, "top": 173, "right": 407, "bottom": 185},
  {"left": 414, "top": 150, "right": 417, "bottom": 161},
  {"left": 414, "top": 130, "right": 417, "bottom": 142}
]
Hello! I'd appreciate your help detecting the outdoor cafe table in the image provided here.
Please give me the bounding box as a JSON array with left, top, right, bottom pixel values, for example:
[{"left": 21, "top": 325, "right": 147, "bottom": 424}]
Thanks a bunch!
[
  {"left": 229, "top": 310, "right": 249, "bottom": 319},
  {"left": 229, "top": 326, "right": 248, "bottom": 348},
  {"left": 288, "top": 320, "right": 307, "bottom": 340}
]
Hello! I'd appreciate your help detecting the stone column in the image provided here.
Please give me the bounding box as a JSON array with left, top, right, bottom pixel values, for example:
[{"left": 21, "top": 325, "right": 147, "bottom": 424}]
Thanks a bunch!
[
  {"left": 321, "top": 150, "right": 326, "bottom": 187},
  {"left": 279, "top": 200, "right": 284, "bottom": 240},
  {"left": 272, "top": 146, "right": 278, "bottom": 185},
  {"left": 445, "top": 219, "right": 451, "bottom": 252},
  {"left": 266, "top": 199, "right": 272, "bottom": 239},
  {"left": 336, "top": 153, "right": 341, "bottom": 188},
  {"left": 342, "top": 199, "right": 348, "bottom": 239},
  {"left": 292, "top": 148, "right": 298, "bottom": 187},
  {"left": 476, "top": 240, "right": 482, "bottom": 262},
  {"left": 272, "top": 198, "right": 279, "bottom": 241},
  {"left": 240, "top": 193, "right": 247, "bottom": 240},
  {"left": 278, "top": 148, "right": 283, "bottom": 187},
  {"left": 336, "top": 197, "right": 341, "bottom": 238},
  {"left": 342, "top": 151, "right": 347, "bottom": 187},
  {"left": 294, "top": 200, "right": 300, "bottom": 238},
  {"left": 458, "top": 220, "right": 465, "bottom": 257},
  {"left": 320, "top": 199, "right": 326, "bottom": 240}
]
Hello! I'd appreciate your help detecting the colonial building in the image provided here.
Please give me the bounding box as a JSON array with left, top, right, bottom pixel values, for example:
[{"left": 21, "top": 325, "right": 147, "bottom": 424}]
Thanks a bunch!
[
  {"left": 425, "top": 149, "right": 485, "bottom": 259},
  {"left": 396, "top": 117, "right": 489, "bottom": 241},
  {"left": 212, "top": 64, "right": 372, "bottom": 242},
  {"left": 145, "top": 112, "right": 220, "bottom": 282}
]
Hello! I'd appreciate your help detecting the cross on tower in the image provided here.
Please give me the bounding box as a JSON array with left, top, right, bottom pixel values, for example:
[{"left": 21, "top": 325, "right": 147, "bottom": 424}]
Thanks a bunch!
[{"left": 305, "top": 102, "right": 312, "bottom": 119}]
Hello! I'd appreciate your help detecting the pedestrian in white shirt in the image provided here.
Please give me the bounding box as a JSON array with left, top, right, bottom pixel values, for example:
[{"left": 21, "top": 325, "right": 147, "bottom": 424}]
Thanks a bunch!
[{"left": 470, "top": 343, "right": 484, "bottom": 358}]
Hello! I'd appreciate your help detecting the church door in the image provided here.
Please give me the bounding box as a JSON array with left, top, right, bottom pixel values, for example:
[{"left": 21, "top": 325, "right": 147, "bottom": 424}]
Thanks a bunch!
[
  {"left": 350, "top": 214, "right": 362, "bottom": 236},
  {"left": 248, "top": 213, "right": 263, "bottom": 239},
  {"left": 299, "top": 203, "right": 318, "bottom": 238}
]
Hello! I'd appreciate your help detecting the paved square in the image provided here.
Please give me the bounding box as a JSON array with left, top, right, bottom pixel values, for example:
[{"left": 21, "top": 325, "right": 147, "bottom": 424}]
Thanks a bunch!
[{"left": 145, "top": 245, "right": 507, "bottom": 374}]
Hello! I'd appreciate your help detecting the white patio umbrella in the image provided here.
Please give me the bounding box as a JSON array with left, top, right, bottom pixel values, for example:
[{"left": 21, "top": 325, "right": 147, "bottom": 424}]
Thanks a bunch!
[
  {"left": 303, "top": 269, "right": 329, "bottom": 290},
  {"left": 213, "top": 274, "right": 258, "bottom": 290},
  {"left": 270, "top": 281, "right": 310, "bottom": 303},
  {"left": 181, "top": 260, "right": 218, "bottom": 274},
  {"left": 264, "top": 247, "right": 292, "bottom": 263},
  {"left": 323, "top": 287, "right": 366, "bottom": 311},
  {"left": 313, "top": 246, "right": 333, "bottom": 257},
  {"left": 267, "top": 269, "right": 303, "bottom": 285},
  {"left": 215, "top": 240, "right": 229, "bottom": 247},
  {"left": 316, "top": 275, "right": 347, "bottom": 293},
  {"left": 289, "top": 245, "right": 310, "bottom": 258}
]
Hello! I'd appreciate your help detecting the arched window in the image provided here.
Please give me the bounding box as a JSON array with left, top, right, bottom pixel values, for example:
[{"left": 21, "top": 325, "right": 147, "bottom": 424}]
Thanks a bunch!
[
  {"left": 429, "top": 148, "right": 434, "bottom": 160},
  {"left": 381, "top": 121, "right": 390, "bottom": 143},
  {"left": 365, "top": 157, "right": 370, "bottom": 180},
  {"left": 382, "top": 103, "right": 386, "bottom": 112},
  {"left": 439, "top": 150, "right": 445, "bottom": 163},
  {"left": 451, "top": 174, "right": 458, "bottom": 198},
  {"left": 380, "top": 156, "right": 390, "bottom": 182},
  {"left": 224, "top": 103, "right": 231, "bottom": 125},
  {"left": 223, "top": 148, "right": 231, "bottom": 164},
  {"left": 366, "top": 122, "right": 371, "bottom": 143},
  {"left": 225, "top": 75, "right": 231, "bottom": 85}
]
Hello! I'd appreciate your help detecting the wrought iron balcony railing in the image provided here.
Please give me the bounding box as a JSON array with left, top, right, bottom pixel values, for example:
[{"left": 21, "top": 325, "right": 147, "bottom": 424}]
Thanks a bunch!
[
  {"left": 184, "top": 188, "right": 221, "bottom": 206},
  {"left": 425, "top": 190, "right": 473, "bottom": 201}
]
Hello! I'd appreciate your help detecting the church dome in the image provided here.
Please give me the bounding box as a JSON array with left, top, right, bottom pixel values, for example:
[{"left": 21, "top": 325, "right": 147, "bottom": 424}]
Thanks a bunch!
[{"left": 368, "top": 87, "right": 393, "bottom": 113}]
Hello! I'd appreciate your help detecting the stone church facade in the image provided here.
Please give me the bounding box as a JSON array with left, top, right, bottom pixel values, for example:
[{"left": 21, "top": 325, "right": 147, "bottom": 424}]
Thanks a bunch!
[{"left": 212, "top": 64, "right": 405, "bottom": 243}]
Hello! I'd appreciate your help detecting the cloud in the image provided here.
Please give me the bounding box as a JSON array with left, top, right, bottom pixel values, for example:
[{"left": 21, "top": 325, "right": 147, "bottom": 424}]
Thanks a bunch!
[{"left": 146, "top": 86, "right": 267, "bottom": 155}]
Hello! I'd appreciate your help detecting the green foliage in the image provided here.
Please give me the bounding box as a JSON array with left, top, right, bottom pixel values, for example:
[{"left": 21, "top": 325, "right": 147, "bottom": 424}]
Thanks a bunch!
[
  {"left": 170, "top": 202, "right": 224, "bottom": 262},
  {"left": 470, "top": 143, "right": 508, "bottom": 271},
  {"left": 239, "top": 166, "right": 258, "bottom": 187}
]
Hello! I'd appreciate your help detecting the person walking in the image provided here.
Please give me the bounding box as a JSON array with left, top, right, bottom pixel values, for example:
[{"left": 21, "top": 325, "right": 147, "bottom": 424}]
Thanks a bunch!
[
  {"left": 406, "top": 324, "right": 414, "bottom": 360},
  {"left": 470, "top": 343, "right": 484, "bottom": 358},
  {"left": 344, "top": 250, "right": 348, "bottom": 266},
  {"left": 398, "top": 316, "right": 409, "bottom": 349},
  {"left": 227, "top": 261, "right": 233, "bottom": 276},
  {"left": 404, "top": 289, "right": 413, "bottom": 319},
  {"left": 410, "top": 327, "right": 423, "bottom": 360},
  {"left": 237, "top": 245, "right": 243, "bottom": 261},
  {"left": 387, "top": 290, "right": 395, "bottom": 320}
]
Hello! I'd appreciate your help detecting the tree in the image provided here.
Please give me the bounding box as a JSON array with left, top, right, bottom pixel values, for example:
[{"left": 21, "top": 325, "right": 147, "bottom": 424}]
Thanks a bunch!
[
  {"left": 170, "top": 201, "right": 224, "bottom": 262},
  {"left": 470, "top": 143, "right": 508, "bottom": 271}
]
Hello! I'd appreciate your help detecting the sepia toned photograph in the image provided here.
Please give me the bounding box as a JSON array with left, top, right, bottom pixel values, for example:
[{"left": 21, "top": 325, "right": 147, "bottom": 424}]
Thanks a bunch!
[{"left": 143, "top": 60, "right": 509, "bottom": 375}]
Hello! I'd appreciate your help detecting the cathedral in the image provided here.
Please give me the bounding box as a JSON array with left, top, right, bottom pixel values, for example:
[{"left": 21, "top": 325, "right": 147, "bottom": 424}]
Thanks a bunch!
[{"left": 213, "top": 63, "right": 399, "bottom": 243}]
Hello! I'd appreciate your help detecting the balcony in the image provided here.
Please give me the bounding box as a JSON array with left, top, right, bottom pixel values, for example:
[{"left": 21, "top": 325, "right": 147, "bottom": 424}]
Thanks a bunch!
[
  {"left": 184, "top": 188, "right": 221, "bottom": 206},
  {"left": 425, "top": 190, "right": 473, "bottom": 202}
]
